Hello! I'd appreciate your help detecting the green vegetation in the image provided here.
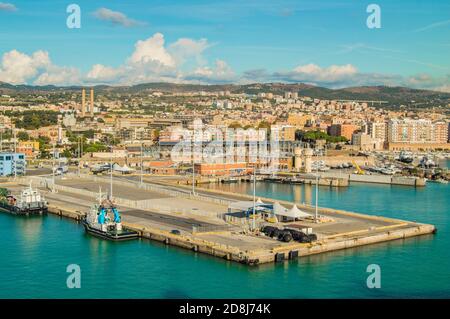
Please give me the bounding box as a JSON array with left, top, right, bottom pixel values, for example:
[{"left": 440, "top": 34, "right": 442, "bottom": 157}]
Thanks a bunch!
[
  {"left": 37, "top": 136, "right": 51, "bottom": 159},
  {"left": 257, "top": 121, "right": 271, "bottom": 130},
  {"left": 83, "top": 142, "right": 107, "bottom": 153},
  {"left": 296, "top": 130, "right": 347, "bottom": 143},
  {"left": 9, "top": 110, "right": 58, "bottom": 130},
  {"left": 228, "top": 122, "right": 242, "bottom": 129},
  {"left": 17, "top": 132, "right": 29, "bottom": 141},
  {"left": 0, "top": 187, "right": 9, "bottom": 198}
]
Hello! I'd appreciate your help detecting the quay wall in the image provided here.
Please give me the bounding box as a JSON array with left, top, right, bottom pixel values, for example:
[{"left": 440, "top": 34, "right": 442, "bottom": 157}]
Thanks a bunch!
[
  {"left": 46, "top": 204, "right": 247, "bottom": 264},
  {"left": 18, "top": 174, "right": 436, "bottom": 266},
  {"left": 44, "top": 197, "right": 436, "bottom": 266},
  {"left": 318, "top": 172, "right": 426, "bottom": 187}
]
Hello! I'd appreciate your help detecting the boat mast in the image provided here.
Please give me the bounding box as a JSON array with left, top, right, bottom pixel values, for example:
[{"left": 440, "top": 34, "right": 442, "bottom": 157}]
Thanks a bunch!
[
  {"left": 109, "top": 150, "right": 113, "bottom": 200},
  {"left": 252, "top": 165, "right": 256, "bottom": 231}
]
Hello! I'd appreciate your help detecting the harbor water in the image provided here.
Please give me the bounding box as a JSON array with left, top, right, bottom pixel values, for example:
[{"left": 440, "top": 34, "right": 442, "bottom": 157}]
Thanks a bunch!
[{"left": 1, "top": 169, "right": 449, "bottom": 298}]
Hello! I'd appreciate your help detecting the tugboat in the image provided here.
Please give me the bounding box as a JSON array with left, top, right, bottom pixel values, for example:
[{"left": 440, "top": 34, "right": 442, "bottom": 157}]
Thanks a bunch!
[
  {"left": 0, "top": 185, "right": 48, "bottom": 216},
  {"left": 81, "top": 195, "right": 138, "bottom": 241}
]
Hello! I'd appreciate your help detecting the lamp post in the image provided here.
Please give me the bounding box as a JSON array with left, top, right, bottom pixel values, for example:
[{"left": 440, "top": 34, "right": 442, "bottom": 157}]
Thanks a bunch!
[
  {"left": 192, "top": 158, "right": 195, "bottom": 196},
  {"left": 140, "top": 143, "right": 144, "bottom": 186},
  {"left": 314, "top": 148, "right": 320, "bottom": 223},
  {"left": 78, "top": 136, "right": 81, "bottom": 176},
  {"left": 252, "top": 165, "right": 256, "bottom": 231},
  {"left": 52, "top": 142, "right": 56, "bottom": 193}
]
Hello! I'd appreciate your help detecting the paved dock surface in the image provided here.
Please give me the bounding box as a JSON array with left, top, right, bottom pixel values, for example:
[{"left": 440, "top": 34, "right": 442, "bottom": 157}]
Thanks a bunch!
[{"left": 2, "top": 174, "right": 436, "bottom": 265}]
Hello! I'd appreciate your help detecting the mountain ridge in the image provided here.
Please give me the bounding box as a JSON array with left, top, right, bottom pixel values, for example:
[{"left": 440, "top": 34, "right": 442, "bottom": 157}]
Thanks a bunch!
[{"left": 1, "top": 81, "right": 449, "bottom": 107}]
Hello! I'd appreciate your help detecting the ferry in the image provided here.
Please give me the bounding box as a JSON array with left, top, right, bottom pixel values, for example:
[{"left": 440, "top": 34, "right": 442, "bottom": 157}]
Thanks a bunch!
[
  {"left": 81, "top": 197, "right": 138, "bottom": 241},
  {"left": 221, "top": 177, "right": 239, "bottom": 184},
  {"left": 263, "top": 175, "right": 284, "bottom": 183},
  {"left": 0, "top": 185, "right": 48, "bottom": 216},
  {"left": 286, "top": 176, "right": 304, "bottom": 184}
]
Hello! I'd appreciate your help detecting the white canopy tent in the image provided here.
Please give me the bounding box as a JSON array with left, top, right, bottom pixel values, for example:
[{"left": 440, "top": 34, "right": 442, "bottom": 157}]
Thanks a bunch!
[{"left": 273, "top": 202, "right": 312, "bottom": 220}]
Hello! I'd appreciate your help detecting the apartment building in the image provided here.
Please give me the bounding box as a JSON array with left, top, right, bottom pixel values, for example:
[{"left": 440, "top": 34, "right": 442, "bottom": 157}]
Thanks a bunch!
[{"left": 0, "top": 152, "right": 26, "bottom": 176}]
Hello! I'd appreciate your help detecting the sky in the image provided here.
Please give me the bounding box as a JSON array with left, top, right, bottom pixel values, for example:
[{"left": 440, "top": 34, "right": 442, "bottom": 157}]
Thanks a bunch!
[{"left": 0, "top": 0, "right": 449, "bottom": 91}]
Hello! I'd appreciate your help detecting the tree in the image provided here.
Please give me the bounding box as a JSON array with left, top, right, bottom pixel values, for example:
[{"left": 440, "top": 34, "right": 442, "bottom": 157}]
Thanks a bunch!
[
  {"left": 257, "top": 121, "right": 271, "bottom": 130},
  {"left": 14, "top": 111, "right": 58, "bottom": 130},
  {"left": 61, "top": 149, "right": 73, "bottom": 158},
  {"left": 228, "top": 122, "right": 242, "bottom": 129},
  {"left": 17, "top": 132, "right": 29, "bottom": 141},
  {"left": 297, "top": 130, "right": 347, "bottom": 144}
]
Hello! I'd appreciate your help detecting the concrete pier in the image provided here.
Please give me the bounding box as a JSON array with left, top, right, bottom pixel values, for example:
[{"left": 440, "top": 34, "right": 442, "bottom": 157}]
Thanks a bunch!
[{"left": 3, "top": 174, "right": 436, "bottom": 266}]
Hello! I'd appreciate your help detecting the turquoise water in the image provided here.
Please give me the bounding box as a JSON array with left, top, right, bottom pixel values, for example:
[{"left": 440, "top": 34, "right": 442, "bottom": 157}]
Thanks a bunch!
[{"left": 1, "top": 174, "right": 449, "bottom": 298}]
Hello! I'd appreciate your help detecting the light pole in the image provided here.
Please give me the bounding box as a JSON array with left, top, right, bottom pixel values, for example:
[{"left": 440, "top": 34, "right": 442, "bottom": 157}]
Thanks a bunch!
[
  {"left": 192, "top": 158, "right": 195, "bottom": 196},
  {"left": 110, "top": 149, "right": 113, "bottom": 199},
  {"left": 78, "top": 136, "right": 81, "bottom": 176},
  {"left": 252, "top": 165, "right": 256, "bottom": 231},
  {"left": 13, "top": 129, "right": 16, "bottom": 153},
  {"left": 52, "top": 142, "right": 56, "bottom": 193},
  {"left": 140, "top": 143, "right": 144, "bottom": 186},
  {"left": 314, "top": 148, "right": 319, "bottom": 223}
]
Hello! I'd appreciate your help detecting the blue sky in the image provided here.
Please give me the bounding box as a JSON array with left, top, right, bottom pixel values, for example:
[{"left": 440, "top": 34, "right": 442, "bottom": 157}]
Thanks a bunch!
[{"left": 0, "top": 0, "right": 449, "bottom": 91}]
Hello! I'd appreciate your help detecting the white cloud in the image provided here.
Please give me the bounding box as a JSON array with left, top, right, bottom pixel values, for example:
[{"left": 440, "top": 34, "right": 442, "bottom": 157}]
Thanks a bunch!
[
  {"left": 272, "top": 63, "right": 400, "bottom": 88},
  {"left": 86, "top": 33, "right": 224, "bottom": 85},
  {"left": 1, "top": 34, "right": 448, "bottom": 92},
  {"left": 129, "top": 33, "right": 176, "bottom": 67},
  {"left": 0, "top": 2, "right": 16, "bottom": 12},
  {"left": 86, "top": 64, "right": 122, "bottom": 82},
  {"left": 169, "top": 38, "right": 211, "bottom": 65},
  {"left": 188, "top": 60, "right": 235, "bottom": 83},
  {"left": 34, "top": 66, "right": 80, "bottom": 86},
  {"left": 291, "top": 63, "right": 358, "bottom": 82},
  {"left": 264, "top": 63, "right": 450, "bottom": 92},
  {"left": 93, "top": 8, "right": 146, "bottom": 27},
  {"left": 0, "top": 50, "right": 80, "bottom": 86},
  {"left": 0, "top": 50, "right": 50, "bottom": 84},
  {"left": 414, "top": 19, "right": 450, "bottom": 33}
]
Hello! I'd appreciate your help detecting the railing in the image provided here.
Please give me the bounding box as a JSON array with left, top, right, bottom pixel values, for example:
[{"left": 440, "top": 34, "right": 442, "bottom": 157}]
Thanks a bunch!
[{"left": 192, "top": 224, "right": 232, "bottom": 234}]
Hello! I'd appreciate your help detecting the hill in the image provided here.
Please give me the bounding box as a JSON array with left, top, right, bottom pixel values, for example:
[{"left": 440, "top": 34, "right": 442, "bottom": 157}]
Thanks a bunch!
[{"left": 1, "top": 81, "right": 449, "bottom": 109}]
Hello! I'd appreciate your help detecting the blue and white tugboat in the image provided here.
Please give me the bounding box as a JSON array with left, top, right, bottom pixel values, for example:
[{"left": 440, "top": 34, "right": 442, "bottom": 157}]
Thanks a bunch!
[{"left": 81, "top": 194, "right": 138, "bottom": 241}]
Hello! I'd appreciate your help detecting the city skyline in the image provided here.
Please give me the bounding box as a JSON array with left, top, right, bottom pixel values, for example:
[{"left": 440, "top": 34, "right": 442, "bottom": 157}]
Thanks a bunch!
[{"left": 0, "top": 0, "right": 449, "bottom": 91}]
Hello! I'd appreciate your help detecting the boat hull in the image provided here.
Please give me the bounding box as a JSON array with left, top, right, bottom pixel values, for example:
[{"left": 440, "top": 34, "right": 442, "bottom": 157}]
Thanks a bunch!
[
  {"left": 81, "top": 219, "right": 139, "bottom": 241},
  {"left": 0, "top": 202, "right": 47, "bottom": 216}
]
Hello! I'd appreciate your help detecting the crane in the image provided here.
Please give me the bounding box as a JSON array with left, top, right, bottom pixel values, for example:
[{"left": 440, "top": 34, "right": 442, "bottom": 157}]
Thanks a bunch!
[{"left": 352, "top": 160, "right": 365, "bottom": 175}]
